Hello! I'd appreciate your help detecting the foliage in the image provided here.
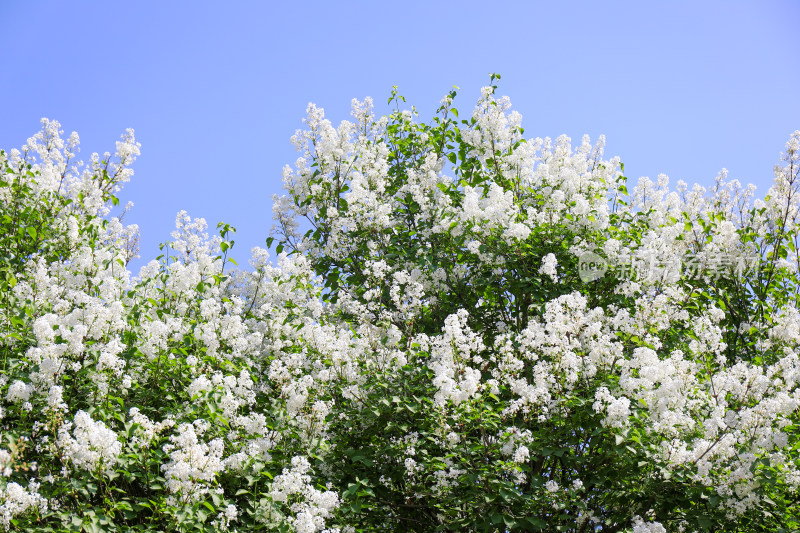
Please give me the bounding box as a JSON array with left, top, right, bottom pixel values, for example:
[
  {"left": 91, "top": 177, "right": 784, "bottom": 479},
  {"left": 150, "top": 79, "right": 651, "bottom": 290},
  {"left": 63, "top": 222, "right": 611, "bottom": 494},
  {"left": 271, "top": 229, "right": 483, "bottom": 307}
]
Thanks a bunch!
[{"left": 1, "top": 81, "right": 800, "bottom": 532}]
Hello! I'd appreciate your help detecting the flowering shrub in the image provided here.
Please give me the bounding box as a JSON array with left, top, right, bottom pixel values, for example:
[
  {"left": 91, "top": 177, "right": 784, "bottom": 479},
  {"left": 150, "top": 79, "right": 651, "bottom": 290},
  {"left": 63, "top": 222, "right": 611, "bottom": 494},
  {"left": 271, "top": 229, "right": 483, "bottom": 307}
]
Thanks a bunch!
[{"left": 1, "top": 77, "right": 800, "bottom": 531}]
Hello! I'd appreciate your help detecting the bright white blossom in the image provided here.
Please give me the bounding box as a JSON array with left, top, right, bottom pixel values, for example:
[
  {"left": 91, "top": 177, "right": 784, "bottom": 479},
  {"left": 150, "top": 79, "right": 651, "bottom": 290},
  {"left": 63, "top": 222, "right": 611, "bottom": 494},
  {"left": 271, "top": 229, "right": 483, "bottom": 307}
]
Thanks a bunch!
[{"left": 57, "top": 411, "right": 121, "bottom": 475}]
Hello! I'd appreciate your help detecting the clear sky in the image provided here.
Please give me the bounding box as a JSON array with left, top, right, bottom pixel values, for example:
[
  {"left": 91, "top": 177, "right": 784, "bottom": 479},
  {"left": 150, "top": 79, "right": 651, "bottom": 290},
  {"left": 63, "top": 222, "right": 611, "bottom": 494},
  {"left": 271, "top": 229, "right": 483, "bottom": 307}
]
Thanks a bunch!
[{"left": 2, "top": 1, "right": 799, "bottom": 271}]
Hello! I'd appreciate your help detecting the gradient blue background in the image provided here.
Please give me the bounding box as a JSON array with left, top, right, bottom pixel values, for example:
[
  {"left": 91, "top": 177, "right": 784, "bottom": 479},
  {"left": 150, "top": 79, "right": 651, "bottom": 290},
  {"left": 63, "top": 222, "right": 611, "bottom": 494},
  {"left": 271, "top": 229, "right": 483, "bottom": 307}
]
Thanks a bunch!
[{"left": 2, "top": 1, "right": 799, "bottom": 271}]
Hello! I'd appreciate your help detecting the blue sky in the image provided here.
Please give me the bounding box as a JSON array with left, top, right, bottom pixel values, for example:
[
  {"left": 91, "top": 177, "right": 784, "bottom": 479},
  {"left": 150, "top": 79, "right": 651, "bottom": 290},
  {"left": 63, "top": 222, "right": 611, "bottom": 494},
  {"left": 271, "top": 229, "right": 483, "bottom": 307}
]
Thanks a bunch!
[{"left": 2, "top": 1, "right": 799, "bottom": 271}]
